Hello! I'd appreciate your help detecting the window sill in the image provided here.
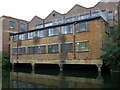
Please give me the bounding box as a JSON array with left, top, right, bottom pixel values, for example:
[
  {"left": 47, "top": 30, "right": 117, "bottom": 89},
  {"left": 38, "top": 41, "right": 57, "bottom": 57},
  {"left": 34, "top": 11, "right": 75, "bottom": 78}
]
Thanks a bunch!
[
  {"left": 76, "top": 30, "right": 89, "bottom": 33},
  {"left": 76, "top": 50, "right": 90, "bottom": 53}
]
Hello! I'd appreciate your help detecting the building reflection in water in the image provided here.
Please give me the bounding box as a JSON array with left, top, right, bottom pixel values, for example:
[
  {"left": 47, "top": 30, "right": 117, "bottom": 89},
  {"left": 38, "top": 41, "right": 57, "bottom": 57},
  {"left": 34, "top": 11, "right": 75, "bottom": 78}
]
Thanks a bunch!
[{"left": 10, "top": 69, "right": 103, "bottom": 88}]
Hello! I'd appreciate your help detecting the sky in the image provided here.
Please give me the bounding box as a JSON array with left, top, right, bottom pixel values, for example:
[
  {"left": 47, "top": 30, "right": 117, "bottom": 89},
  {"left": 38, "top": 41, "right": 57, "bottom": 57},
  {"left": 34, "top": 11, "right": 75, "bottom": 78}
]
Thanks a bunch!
[{"left": 0, "top": 0, "right": 102, "bottom": 21}]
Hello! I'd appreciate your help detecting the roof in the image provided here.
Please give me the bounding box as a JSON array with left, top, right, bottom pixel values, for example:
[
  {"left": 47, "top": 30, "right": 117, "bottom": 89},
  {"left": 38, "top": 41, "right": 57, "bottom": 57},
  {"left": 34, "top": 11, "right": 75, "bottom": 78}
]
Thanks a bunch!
[{"left": 1, "top": 15, "right": 28, "bottom": 22}]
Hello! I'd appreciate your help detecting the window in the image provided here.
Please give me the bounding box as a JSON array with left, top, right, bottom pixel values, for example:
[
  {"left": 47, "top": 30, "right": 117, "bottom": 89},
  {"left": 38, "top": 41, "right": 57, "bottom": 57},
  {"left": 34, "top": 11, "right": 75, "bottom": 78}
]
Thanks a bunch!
[
  {"left": 36, "top": 24, "right": 43, "bottom": 29},
  {"left": 13, "top": 48, "right": 18, "bottom": 55},
  {"left": 61, "top": 43, "right": 73, "bottom": 53},
  {"left": 48, "top": 27, "right": 59, "bottom": 36},
  {"left": 27, "top": 46, "right": 36, "bottom": 54},
  {"left": 37, "top": 45, "right": 46, "bottom": 54},
  {"left": 9, "top": 21, "right": 15, "bottom": 29},
  {"left": 19, "top": 33, "right": 26, "bottom": 40},
  {"left": 76, "top": 22, "right": 89, "bottom": 32},
  {"left": 19, "top": 47, "right": 26, "bottom": 55},
  {"left": 78, "top": 14, "right": 89, "bottom": 20},
  {"left": 65, "top": 17, "right": 76, "bottom": 23},
  {"left": 76, "top": 41, "right": 90, "bottom": 52},
  {"left": 48, "top": 44, "right": 59, "bottom": 53},
  {"left": 28, "top": 32, "right": 36, "bottom": 39},
  {"left": 61, "top": 25, "right": 73, "bottom": 34},
  {"left": 102, "top": 10, "right": 106, "bottom": 14},
  {"left": 109, "top": 27, "right": 114, "bottom": 35},
  {"left": 44, "top": 22, "right": 53, "bottom": 27},
  {"left": 13, "top": 35, "right": 18, "bottom": 42},
  {"left": 38, "top": 30, "right": 46, "bottom": 38},
  {"left": 108, "top": 11, "right": 113, "bottom": 20},
  {"left": 92, "top": 12, "right": 99, "bottom": 17},
  {"left": 20, "top": 23, "right": 25, "bottom": 30}
]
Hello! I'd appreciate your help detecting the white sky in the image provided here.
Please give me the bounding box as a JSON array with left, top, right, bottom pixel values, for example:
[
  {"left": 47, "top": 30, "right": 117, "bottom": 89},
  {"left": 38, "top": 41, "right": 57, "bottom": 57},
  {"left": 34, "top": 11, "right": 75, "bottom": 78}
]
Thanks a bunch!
[{"left": 0, "top": 0, "right": 101, "bottom": 21}]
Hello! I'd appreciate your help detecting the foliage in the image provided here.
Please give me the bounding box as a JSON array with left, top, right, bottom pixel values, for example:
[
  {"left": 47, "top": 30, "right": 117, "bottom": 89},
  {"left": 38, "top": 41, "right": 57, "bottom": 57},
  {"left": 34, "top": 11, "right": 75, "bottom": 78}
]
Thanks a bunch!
[
  {"left": 2, "top": 52, "right": 10, "bottom": 67},
  {"left": 101, "top": 21, "right": 120, "bottom": 69}
]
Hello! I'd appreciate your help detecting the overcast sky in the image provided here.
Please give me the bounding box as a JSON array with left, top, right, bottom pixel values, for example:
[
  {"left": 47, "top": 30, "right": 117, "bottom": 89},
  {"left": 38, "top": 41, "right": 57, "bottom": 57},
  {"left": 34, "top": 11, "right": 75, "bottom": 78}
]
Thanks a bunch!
[{"left": 0, "top": 0, "right": 101, "bottom": 21}]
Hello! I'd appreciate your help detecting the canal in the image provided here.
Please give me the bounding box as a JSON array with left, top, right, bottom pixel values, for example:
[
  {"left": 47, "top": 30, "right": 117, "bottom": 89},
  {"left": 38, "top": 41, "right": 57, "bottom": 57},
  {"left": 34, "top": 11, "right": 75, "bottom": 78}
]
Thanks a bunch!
[{"left": 2, "top": 64, "right": 120, "bottom": 89}]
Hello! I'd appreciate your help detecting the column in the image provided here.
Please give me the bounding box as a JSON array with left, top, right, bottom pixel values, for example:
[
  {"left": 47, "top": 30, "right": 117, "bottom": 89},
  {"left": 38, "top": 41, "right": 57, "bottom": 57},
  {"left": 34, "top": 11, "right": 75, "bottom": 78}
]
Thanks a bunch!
[
  {"left": 59, "top": 64, "right": 63, "bottom": 71},
  {"left": 96, "top": 64, "right": 102, "bottom": 75},
  {"left": 12, "top": 63, "right": 14, "bottom": 69},
  {"left": 31, "top": 63, "right": 35, "bottom": 70}
]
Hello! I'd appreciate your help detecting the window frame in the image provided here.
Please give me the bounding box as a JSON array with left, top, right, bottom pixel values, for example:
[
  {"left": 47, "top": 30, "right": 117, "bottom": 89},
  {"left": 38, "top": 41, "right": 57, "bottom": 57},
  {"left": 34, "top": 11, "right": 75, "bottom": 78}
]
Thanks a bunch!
[
  {"left": 36, "top": 24, "right": 43, "bottom": 29},
  {"left": 19, "top": 33, "right": 26, "bottom": 41},
  {"left": 12, "top": 48, "right": 18, "bottom": 55},
  {"left": 61, "top": 43, "right": 73, "bottom": 53},
  {"left": 37, "top": 30, "right": 46, "bottom": 38},
  {"left": 76, "top": 22, "right": 89, "bottom": 33},
  {"left": 13, "top": 35, "right": 18, "bottom": 42},
  {"left": 48, "top": 27, "right": 59, "bottom": 36},
  {"left": 27, "top": 46, "right": 36, "bottom": 55},
  {"left": 76, "top": 41, "right": 90, "bottom": 52},
  {"left": 48, "top": 44, "right": 59, "bottom": 53},
  {"left": 37, "top": 45, "right": 46, "bottom": 54},
  {"left": 28, "top": 32, "right": 36, "bottom": 40},
  {"left": 19, "top": 47, "right": 26, "bottom": 55},
  {"left": 61, "top": 24, "right": 73, "bottom": 34},
  {"left": 9, "top": 21, "right": 15, "bottom": 29},
  {"left": 20, "top": 23, "right": 25, "bottom": 31},
  {"left": 108, "top": 11, "right": 113, "bottom": 20}
]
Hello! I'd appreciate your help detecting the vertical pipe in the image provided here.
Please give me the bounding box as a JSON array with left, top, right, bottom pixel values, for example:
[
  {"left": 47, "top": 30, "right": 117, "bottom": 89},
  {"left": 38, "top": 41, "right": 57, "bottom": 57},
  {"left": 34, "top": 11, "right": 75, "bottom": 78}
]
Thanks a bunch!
[{"left": 73, "top": 23, "right": 76, "bottom": 59}]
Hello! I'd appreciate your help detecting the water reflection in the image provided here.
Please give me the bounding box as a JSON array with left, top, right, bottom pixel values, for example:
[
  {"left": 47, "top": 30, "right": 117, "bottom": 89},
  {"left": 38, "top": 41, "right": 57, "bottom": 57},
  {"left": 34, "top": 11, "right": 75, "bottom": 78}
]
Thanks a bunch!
[
  {"left": 3, "top": 68, "right": 120, "bottom": 89},
  {"left": 9, "top": 69, "right": 104, "bottom": 88}
]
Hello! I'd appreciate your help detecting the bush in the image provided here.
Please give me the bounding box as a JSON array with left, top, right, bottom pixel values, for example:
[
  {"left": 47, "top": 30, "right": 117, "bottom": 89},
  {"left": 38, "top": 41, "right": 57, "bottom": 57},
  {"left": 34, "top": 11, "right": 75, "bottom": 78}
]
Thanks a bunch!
[
  {"left": 101, "top": 21, "right": 120, "bottom": 69},
  {"left": 2, "top": 52, "right": 10, "bottom": 67}
]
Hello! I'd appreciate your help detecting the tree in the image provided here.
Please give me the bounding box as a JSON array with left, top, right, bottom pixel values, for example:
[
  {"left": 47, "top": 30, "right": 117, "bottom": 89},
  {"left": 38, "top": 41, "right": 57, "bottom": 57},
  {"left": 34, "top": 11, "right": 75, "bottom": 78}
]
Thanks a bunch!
[{"left": 101, "top": 21, "right": 120, "bottom": 69}]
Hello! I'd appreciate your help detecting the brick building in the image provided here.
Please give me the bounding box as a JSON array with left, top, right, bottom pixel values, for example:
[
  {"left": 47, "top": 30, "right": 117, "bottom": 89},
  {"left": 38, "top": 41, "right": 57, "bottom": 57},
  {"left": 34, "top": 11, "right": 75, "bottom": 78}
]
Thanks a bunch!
[
  {"left": 10, "top": 0, "right": 120, "bottom": 71},
  {"left": 0, "top": 16, "right": 28, "bottom": 53}
]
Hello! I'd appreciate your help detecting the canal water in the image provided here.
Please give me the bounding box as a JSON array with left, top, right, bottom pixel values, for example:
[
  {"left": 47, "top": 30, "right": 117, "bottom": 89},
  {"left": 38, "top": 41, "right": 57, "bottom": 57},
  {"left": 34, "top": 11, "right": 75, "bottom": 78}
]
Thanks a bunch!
[{"left": 2, "top": 65, "right": 120, "bottom": 89}]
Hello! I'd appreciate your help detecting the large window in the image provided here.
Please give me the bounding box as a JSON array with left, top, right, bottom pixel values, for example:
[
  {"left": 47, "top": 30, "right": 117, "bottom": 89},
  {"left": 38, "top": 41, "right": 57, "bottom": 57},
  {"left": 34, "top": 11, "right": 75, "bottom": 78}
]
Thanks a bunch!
[
  {"left": 13, "top": 48, "right": 18, "bottom": 55},
  {"left": 76, "top": 22, "right": 89, "bottom": 32},
  {"left": 20, "top": 23, "right": 25, "bottom": 31},
  {"left": 13, "top": 35, "right": 18, "bottom": 42},
  {"left": 48, "top": 28, "right": 58, "bottom": 36},
  {"left": 61, "top": 43, "right": 73, "bottom": 53},
  {"left": 9, "top": 21, "right": 15, "bottom": 29},
  {"left": 19, "top": 47, "right": 26, "bottom": 55},
  {"left": 108, "top": 11, "right": 113, "bottom": 20},
  {"left": 36, "top": 24, "right": 43, "bottom": 29},
  {"left": 27, "top": 46, "right": 36, "bottom": 54},
  {"left": 38, "top": 30, "right": 46, "bottom": 38},
  {"left": 76, "top": 41, "right": 90, "bottom": 52},
  {"left": 37, "top": 45, "right": 46, "bottom": 54},
  {"left": 19, "top": 33, "right": 26, "bottom": 40},
  {"left": 61, "top": 25, "right": 73, "bottom": 34},
  {"left": 28, "top": 32, "right": 36, "bottom": 39},
  {"left": 48, "top": 44, "right": 59, "bottom": 53}
]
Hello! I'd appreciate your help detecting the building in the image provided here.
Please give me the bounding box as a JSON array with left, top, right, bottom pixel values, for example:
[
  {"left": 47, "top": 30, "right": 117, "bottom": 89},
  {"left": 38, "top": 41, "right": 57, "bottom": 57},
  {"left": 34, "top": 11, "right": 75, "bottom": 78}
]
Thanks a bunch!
[
  {"left": 0, "top": 16, "right": 28, "bottom": 53},
  {"left": 10, "top": 0, "right": 120, "bottom": 71}
]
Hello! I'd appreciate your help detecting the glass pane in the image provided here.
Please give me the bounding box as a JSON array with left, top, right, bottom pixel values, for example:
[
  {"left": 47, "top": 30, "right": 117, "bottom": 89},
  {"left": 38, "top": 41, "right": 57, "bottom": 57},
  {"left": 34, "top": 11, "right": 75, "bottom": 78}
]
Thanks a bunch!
[{"left": 76, "top": 42, "right": 89, "bottom": 52}]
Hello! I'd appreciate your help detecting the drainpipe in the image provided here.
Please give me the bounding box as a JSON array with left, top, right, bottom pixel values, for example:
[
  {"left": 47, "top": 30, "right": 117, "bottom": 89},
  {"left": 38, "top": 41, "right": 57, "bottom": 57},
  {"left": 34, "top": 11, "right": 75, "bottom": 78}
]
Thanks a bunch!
[{"left": 73, "top": 22, "right": 76, "bottom": 59}]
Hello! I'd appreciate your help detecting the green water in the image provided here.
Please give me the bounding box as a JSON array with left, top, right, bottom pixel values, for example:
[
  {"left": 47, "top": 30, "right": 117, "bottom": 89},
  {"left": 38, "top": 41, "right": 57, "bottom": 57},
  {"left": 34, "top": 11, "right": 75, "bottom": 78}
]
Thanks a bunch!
[{"left": 2, "top": 68, "right": 120, "bottom": 89}]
